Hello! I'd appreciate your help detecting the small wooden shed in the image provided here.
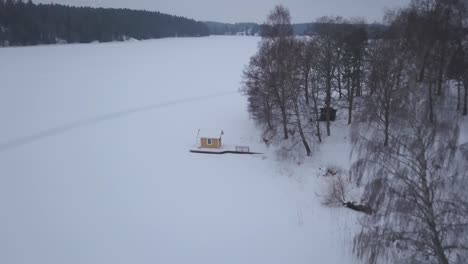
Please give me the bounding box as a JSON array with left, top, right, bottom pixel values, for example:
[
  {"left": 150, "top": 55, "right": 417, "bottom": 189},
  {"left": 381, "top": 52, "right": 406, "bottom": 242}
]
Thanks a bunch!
[
  {"left": 199, "top": 130, "right": 223, "bottom": 149},
  {"left": 319, "top": 107, "right": 337, "bottom": 121}
]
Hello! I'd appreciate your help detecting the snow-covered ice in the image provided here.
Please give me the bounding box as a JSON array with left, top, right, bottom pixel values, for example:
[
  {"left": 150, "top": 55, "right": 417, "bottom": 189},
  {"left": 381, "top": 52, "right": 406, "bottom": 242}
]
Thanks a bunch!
[{"left": 0, "top": 36, "right": 360, "bottom": 264}]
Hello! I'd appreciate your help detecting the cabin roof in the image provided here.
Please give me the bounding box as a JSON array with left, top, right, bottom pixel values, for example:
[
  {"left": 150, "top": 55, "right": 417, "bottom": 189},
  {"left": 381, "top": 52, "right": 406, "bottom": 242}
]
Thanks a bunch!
[{"left": 199, "top": 129, "right": 223, "bottom": 139}]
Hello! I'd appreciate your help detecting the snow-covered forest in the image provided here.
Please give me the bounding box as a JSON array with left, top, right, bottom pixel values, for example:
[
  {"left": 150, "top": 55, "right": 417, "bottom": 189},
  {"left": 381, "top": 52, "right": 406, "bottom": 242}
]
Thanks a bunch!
[
  {"left": 0, "top": 0, "right": 209, "bottom": 46},
  {"left": 242, "top": 1, "right": 468, "bottom": 263}
]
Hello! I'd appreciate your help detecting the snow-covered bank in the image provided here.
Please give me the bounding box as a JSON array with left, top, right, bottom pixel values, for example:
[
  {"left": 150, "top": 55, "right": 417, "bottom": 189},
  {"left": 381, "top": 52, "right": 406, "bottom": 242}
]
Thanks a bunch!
[{"left": 0, "top": 36, "right": 360, "bottom": 264}]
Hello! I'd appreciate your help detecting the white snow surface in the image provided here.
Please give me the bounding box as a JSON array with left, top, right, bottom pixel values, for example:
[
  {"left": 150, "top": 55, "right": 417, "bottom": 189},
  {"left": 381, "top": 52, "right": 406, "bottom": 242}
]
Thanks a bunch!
[{"left": 0, "top": 36, "right": 360, "bottom": 264}]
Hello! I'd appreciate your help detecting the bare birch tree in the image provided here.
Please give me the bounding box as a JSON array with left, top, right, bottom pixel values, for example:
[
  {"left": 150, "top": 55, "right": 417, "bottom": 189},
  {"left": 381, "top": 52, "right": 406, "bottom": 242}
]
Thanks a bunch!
[{"left": 351, "top": 2, "right": 468, "bottom": 262}]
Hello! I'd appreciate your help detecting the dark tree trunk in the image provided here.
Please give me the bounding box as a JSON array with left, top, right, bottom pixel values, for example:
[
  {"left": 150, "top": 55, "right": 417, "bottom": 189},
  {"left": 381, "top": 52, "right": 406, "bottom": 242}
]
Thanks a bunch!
[
  {"left": 295, "top": 106, "right": 311, "bottom": 156},
  {"left": 304, "top": 71, "right": 310, "bottom": 106},
  {"left": 457, "top": 79, "right": 461, "bottom": 112},
  {"left": 343, "top": 202, "right": 373, "bottom": 215},
  {"left": 346, "top": 74, "right": 351, "bottom": 96},
  {"left": 281, "top": 106, "right": 289, "bottom": 139},
  {"left": 436, "top": 46, "right": 446, "bottom": 96},
  {"left": 464, "top": 79, "right": 468, "bottom": 116},
  {"left": 326, "top": 73, "right": 332, "bottom": 136},
  {"left": 356, "top": 63, "right": 362, "bottom": 97},
  {"left": 298, "top": 126, "right": 311, "bottom": 156},
  {"left": 265, "top": 99, "right": 274, "bottom": 131},
  {"left": 273, "top": 85, "right": 289, "bottom": 140},
  {"left": 428, "top": 82, "right": 434, "bottom": 123},
  {"left": 337, "top": 64, "right": 342, "bottom": 99},
  {"left": 312, "top": 79, "right": 322, "bottom": 143},
  {"left": 384, "top": 108, "right": 390, "bottom": 147},
  {"left": 418, "top": 51, "right": 430, "bottom": 82},
  {"left": 348, "top": 84, "right": 354, "bottom": 125}
]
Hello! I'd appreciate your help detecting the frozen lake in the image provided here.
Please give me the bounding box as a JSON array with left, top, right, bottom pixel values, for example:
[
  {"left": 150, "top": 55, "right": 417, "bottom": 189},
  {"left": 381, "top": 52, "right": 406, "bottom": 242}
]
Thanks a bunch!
[{"left": 0, "top": 36, "right": 359, "bottom": 264}]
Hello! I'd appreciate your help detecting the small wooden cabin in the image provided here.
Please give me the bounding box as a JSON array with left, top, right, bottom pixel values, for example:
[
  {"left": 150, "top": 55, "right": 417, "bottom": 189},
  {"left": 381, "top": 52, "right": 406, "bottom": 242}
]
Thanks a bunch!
[
  {"left": 199, "top": 130, "right": 223, "bottom": 149},
  {"left": 319, "top": 107, "right": 337, "bottom": 121}
]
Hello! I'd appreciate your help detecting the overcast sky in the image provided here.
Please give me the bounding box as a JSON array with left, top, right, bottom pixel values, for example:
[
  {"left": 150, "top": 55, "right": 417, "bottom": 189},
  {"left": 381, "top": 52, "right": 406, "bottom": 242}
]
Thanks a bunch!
[{"left": 35, "top": 0, "right": 411, "bottom": 23}]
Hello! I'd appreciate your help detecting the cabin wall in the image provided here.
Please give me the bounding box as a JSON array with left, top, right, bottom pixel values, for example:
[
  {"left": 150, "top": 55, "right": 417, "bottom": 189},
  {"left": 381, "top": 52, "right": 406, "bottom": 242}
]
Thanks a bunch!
[{"left": 200, "top": 138, "right": 221, "bottom": 149}]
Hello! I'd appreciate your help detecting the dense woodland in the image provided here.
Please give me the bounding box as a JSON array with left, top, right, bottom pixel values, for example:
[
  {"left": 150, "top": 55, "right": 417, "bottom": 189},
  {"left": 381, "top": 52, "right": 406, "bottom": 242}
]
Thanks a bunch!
[
  {"left": 0, "top": 0, "right": 209, "bottom": 46},
  {"left": 242, "top": 1, "right": 468, "bottom": 263}
]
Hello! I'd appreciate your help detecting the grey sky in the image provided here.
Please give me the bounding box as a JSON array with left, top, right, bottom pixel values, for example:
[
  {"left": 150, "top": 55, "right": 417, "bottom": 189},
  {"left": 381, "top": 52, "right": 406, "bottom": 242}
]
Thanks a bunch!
[{"left": 35, "top": 0, "right": 411, "bottom": 23}]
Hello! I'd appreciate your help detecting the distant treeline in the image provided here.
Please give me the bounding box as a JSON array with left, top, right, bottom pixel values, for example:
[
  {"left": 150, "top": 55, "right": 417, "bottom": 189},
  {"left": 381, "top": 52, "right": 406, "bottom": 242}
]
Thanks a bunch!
[
  {"left": 204, "top": 21, "right": 386, "bottom": 39},
  {"left": 204, "top": 22, "right": 261, "bottom": 36},
  {"left": 0, "top": 0, "right": 209, "bottom": 46},
  {"left": 294, "top": 22, "right": 386, "bottom": 39}
]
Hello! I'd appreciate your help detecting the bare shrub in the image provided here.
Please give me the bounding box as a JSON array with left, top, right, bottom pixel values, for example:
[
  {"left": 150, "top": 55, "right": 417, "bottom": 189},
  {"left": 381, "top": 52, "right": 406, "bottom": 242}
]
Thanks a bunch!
[{"left": 321, "top": 172, "right": 350, "bottom": 207}]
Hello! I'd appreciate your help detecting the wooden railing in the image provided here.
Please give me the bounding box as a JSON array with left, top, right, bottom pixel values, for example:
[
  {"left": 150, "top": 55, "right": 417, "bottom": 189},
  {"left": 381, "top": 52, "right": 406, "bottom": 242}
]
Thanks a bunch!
[{"left": 235, "top": 146, "right": 250, "bottom": 153}]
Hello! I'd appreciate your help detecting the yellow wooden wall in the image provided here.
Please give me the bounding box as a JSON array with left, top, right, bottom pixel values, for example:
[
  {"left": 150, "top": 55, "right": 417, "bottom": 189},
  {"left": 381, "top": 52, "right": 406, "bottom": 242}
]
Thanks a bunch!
[{"left": 200, "top": 138, "right": 221, "bottom": 149}]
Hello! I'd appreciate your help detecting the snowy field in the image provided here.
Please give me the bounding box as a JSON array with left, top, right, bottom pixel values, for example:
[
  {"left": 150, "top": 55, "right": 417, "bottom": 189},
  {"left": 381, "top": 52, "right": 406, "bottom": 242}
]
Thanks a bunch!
[{"left": 0, "top": 36, "right": 359, "bottom": 264}]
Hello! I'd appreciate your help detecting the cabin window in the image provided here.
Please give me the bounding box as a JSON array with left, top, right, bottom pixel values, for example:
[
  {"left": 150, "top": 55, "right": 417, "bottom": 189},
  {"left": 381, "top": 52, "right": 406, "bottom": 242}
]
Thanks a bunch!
[{"left": 207, "top": 138, "right": 212, "bottom": 145}]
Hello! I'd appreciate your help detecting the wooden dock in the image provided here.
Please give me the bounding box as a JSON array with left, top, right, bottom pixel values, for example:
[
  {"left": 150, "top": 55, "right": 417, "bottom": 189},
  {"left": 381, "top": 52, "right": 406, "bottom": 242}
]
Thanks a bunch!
[{"left": 189, "top": 150, "right": 263, "bottom": 155}]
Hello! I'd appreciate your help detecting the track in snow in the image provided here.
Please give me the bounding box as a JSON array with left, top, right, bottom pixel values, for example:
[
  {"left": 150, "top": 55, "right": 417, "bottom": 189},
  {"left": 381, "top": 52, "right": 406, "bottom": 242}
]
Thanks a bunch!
[{"left": 0, "top": 91, "right": 237, "bottom": 152}]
